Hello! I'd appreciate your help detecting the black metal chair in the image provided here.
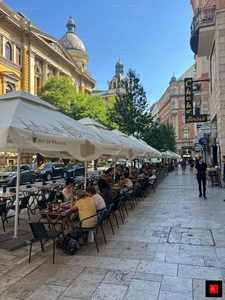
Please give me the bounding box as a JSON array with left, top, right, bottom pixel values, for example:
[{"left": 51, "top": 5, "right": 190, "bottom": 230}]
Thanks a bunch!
[
  {"left": 8, "top": 195, "right": 31, "bottom": 223},
  {"left": 99, "top": 203, "right": 115, "bottom": 242},
  {"left": 28, "top": 221, "right": 64, "bottom": 264},
  {"left": 0, "top": 202, "right": 7, "bottom": 231},
  {"left": 80, "top": 209, "right": 106, "bottom": 252},
  {"left": 122, "top": 188, "right": 136, "bottom": 211},
  {"left": 110, "top": 196, "right": 125, "bottom": 228}
]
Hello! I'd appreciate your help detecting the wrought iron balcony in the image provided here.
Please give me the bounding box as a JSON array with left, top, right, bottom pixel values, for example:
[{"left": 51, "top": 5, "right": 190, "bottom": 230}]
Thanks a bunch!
[{"left": 190, "top": 6, "right": 216, "bottom": 55}]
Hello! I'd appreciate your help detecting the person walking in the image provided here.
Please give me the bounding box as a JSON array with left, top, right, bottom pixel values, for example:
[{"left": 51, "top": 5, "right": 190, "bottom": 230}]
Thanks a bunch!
[
  {"left": 188, "top": 157, "right": 194, "bottom": 173},
  {"left": 194, "top": 157, "right": 208, "bottom": 199},
  {"left": 180, "top": 158, "right": 187, "bottom": 174},
  {"left": 173, "top": 159, "right": 179, "bottom": 175}
]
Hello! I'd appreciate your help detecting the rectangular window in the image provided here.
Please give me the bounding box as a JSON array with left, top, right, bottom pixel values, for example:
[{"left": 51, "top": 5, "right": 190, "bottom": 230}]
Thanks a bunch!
[
  {"left": 210, "top": 44, "right": 216, "bottom": 92},
  {"left": 34, "top": 77, "right": 40, "bottom": 95},
  {"left": 16, "top": 47, "right": 21, "bottom": 65}
]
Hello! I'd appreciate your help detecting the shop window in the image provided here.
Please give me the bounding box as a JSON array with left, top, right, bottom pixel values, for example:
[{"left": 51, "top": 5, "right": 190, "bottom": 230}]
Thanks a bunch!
[{"left": 5, "top": 42, "right": 12, "bottom": 61}]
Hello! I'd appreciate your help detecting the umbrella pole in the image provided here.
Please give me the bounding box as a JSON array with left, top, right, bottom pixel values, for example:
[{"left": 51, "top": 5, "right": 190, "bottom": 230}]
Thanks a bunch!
[
  {"left": 84, "top": 160, "right": 87, "bottom": 189},
  {"left": 13, "top": 149, "right": 21, "bottom": 238},
  {"left": 114, "top": 157, "right": 117, "bottom": 181}
]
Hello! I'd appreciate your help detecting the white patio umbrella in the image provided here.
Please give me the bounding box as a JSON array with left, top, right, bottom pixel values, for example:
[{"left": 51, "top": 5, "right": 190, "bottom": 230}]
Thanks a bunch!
[
  {"left": 78, "top": 118, "right": 147, "bottom": 160},
  {"left": 128, "top": 135, "right": 162, "bottom": 159},
  {"left": 0, "top": 91, "right": 122, "bottom": 237},
  {"left": 161, "top": 151, "right": 174, "bottom": 159}
]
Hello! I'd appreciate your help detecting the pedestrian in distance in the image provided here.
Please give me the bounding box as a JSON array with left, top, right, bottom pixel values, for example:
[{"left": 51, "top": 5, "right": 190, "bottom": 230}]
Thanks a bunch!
[
  {"left": 180, "top": 158, "right": 187, "bottom": 174},
  {"left": 188, "top": 157, "right": 194, "bottom": 173},
  {"left": 173, "top": 159, "right": 179, "bottom": 175},
  {"left": 194, "top": 156, "right": 208, "bottom": 199}
]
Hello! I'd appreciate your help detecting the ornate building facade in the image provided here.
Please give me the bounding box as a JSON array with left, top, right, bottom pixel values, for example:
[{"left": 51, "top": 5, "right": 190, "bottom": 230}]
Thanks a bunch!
[
  {"left": 93, "top": 60, "right": 126, "bottom": 100},
  {"left": 0, "top": 1, "right": 95, "bottom": 96},
  {"left": 154, "top": 66, "right": 196, "bottom": 157},
  {"left": 190, "top": 0, "right": 225, "bottom": 169},
  {"left": 0, "top": 1, "right": 95, "bottom": 167}
]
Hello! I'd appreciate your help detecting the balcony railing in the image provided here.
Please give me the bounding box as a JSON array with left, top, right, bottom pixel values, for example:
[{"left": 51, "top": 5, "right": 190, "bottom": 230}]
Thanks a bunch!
[{"left": 191, "top": 6, "right": 216, "bottom": 34}]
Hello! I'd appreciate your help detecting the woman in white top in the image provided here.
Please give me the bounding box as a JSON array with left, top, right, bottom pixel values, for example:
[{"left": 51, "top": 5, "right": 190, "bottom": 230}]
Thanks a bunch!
[
  {"left": 86, "top": 185, "right": 106, "bottom": 211},
  {"left": 62, "top": 177, "right": 75, "bottom": 201},
  {"left": 119, "top": 173, "right": 133, "bottom": 193},
  {"left": 149, "top": 170, "right": 157, "bottom": 185}
]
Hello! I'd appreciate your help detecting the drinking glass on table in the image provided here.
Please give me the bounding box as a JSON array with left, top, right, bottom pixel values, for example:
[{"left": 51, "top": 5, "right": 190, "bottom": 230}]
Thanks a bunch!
[{"left": 58, "top": 199, "right": 62, "bottom": 208}]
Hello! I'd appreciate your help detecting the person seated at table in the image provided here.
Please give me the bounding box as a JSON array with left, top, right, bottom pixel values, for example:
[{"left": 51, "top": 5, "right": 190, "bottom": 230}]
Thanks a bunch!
[
  {"left": 101, "top": 172, "right": 114, "bottom": 186},
  {"left": 86, "top": 186, "right": 106, "bottom": 211},
  {"left": 149, "top": 169, "right": 157, "bottom": 185},
  {"left": 65, "top": 189, "right": 97, "bottom": 245},
  {"left": 62, "top": 177, "right": 75, "bottom": 202},
  {"left": 138, "top": 171, "right": 149, "bottom": 179},
  {"left": 132, "top": 166, "right": 138, "bottom": 177},
  {"left": 123, "top": 163, "right": 130, "bottom": 177},
  {"left": 106, "top": 164, "right": 114, "bottom": 173},
  {"left": 118, "top": 173, "right": 133, "bottom": 193},
  {"left": 129, "top": 172, "right": 136, "bottom": 179},
  {"left": 98, "top": 178, "right": 113, "bottom": 205}
]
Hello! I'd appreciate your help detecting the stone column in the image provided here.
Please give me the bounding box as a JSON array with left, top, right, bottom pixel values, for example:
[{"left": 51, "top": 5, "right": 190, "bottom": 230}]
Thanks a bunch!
[
  {"left": 29, "top": 49, "right": 36, "bottom": 94},
  {"left": 43, "top": 59, "right": 49, "bottom": 82}
]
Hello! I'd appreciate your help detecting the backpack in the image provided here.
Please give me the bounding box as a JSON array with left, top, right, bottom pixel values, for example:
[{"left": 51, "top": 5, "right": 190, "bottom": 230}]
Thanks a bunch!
[{"left": 62, "top": 234, "right": 78, "bottom": 255}]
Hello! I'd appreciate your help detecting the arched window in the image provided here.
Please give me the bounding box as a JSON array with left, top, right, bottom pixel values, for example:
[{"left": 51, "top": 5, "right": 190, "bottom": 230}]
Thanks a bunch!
[
  {"left": 6, "top": 84, "right": 13, "bottom": 93},
  {"left": 113, "top": 82, "right": 116, "bottom": 89},
  {"left": 5, "top": 42, "right": 12, "bottom": 61}
]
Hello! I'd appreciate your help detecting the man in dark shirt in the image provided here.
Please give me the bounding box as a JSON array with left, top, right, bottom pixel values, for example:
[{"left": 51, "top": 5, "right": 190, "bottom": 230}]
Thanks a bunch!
[{"left": 194, "top": 157, "right": 208, "bottom": 199}]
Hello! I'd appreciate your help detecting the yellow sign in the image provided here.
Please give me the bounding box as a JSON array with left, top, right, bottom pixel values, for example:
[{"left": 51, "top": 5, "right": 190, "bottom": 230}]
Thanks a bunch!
[{"left": 184, "top": 78, "right": 208, "bottom": 123}]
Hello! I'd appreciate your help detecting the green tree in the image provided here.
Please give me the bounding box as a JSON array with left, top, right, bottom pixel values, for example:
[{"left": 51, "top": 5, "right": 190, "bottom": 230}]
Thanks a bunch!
[
  {"left": 143, "top": 121, "right": 176, "bottom": 152},
  {"left": 109, "top": 69, "right": 153, "bottom": 137},
  {"left": 37, "top": 75, "right": 81, "bottom": 118},
  {"left": 38, "top": 75, "right": 117, "bottom": 127}
]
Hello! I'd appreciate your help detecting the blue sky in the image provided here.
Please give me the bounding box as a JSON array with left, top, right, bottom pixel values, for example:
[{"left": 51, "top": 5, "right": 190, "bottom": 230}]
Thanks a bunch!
[{"left": 4, "top": 0, "right": 195, "bottom": 106}]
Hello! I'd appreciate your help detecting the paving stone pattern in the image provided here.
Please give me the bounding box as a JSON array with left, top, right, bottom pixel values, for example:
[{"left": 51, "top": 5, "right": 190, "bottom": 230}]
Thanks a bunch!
[{"left": 0, "top": 169, "right": 225, "bottom": 299}]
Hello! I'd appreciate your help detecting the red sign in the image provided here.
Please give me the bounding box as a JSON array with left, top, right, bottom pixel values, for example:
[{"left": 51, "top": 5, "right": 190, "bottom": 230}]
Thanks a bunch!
[{"left": 205, "top": 280, "right": 222, "bottom": 297}]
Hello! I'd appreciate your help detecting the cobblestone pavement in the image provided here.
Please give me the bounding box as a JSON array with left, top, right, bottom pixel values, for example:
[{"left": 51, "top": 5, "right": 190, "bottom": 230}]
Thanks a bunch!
[{"left": 0, "top": 169, "right": 225, "bottom": 300}]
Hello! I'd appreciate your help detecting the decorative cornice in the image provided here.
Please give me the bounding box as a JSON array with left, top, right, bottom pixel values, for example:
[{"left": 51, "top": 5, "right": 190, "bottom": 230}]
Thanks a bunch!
[{"left": 0, "top": 55, "right": 21, "bottom": 73}]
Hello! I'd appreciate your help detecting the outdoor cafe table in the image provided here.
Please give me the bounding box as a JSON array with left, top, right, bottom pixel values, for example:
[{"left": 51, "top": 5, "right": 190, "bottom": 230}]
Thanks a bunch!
[
  {"left": 20, "top": 184, "right": 58, "bottom": 215},
  {"left": 0, "top": 192, "right": 17, "bottom": 205},
  {"left": 39, "top": 203, "right": 78, "bottom": 230}
]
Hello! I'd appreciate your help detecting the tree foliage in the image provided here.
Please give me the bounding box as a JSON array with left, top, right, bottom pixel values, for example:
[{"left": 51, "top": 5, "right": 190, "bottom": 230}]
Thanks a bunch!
[
  {"left": 108, "top": 69, "right": 153, "bottom": 137},
  {"left": 37, "top": 75, "right": 80, "bottom": 117},
  {"left": 143, "top": 121, "right": 176, "bottom": 152},
  {"left": 37, "top": 75, "right": 117, "bottom": 128}
]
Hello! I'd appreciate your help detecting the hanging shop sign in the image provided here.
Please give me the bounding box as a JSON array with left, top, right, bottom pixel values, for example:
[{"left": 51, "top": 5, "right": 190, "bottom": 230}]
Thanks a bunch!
[{"left": 184, "top": 78, "right": 208, "bottom": 123}]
